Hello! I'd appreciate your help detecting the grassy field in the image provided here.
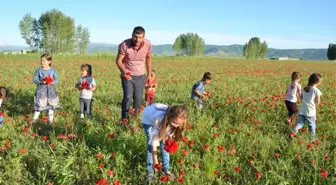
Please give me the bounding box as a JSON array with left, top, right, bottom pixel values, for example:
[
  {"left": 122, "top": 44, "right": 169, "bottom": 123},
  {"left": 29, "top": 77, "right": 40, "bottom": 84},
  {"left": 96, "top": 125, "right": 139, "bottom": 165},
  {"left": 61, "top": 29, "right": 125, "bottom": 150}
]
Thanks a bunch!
[{"left": 0, "top": 54, "right": 335, "bottom": 185}]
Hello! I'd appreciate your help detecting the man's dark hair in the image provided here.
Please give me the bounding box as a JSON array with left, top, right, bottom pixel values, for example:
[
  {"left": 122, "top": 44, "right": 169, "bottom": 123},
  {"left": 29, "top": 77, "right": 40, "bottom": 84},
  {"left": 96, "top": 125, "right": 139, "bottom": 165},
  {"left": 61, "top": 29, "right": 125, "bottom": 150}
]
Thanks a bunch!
[
  {"left": 203, "top": 72, "right": 211, "bottom": 80},
  {"left": 133, "top": 26, "right": 145, "bottom": 35}
]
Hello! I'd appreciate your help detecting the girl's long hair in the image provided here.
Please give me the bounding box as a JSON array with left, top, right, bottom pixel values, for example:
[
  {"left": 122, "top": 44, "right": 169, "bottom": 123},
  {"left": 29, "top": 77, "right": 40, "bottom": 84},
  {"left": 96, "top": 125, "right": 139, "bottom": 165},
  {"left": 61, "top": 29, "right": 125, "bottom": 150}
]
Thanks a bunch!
[
  {"left": 291, "top": 72, "right": 300, "bottom": 89},
  {"left": 304, "top": 73, "right": 321, "bottom": 92},
  {"left": 159, "top": 105, "right": 188, "bottom": 142}
]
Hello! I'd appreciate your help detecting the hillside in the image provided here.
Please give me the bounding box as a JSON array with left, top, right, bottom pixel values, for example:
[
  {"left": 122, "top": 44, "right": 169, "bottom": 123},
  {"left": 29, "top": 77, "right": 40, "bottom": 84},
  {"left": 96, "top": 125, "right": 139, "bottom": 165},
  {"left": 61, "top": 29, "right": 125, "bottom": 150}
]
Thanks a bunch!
[{"left": 0, "top": 43, "right": 328, "bottom": 60}]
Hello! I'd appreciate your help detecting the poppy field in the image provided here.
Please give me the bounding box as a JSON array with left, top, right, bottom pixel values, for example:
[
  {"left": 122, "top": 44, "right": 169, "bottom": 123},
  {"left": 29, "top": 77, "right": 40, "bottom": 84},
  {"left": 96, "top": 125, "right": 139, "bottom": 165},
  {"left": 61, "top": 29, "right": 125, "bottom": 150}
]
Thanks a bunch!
[{"left": 0, "top": 54, "right": 335, "bottom": 185}]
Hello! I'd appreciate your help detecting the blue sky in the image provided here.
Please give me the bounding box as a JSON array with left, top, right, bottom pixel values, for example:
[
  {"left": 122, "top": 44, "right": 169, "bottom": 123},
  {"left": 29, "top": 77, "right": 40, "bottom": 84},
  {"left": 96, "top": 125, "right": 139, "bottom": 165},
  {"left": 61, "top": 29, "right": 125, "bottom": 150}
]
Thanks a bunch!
[{"left": 0, "top": 0, "right": 335, "bottom": 49}]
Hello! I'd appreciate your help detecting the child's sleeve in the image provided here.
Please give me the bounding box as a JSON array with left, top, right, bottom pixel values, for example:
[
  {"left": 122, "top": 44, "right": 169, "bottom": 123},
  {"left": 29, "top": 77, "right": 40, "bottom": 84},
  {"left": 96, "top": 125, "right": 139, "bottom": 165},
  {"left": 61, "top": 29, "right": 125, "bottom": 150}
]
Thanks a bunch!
[
  {"left": 33, "top": 69, "right": 40, "bottom": 84},
  {"left": 194, "top": 82, "right": 203, "bottom": 93},
  {"left": 118, "top": 43, "right": 126, "bottom": 56},
  {"left": 52, "top": 69, "right": 59, "bottom": 84},
  {"left": 76, "top": 78, "right": 81, "bottom": 85},
  {"left": 91, "top": 78, "right": 96, "bottom": 86},
  {"left": 316, "top": 88, "right": 322, "bottom": 96}
]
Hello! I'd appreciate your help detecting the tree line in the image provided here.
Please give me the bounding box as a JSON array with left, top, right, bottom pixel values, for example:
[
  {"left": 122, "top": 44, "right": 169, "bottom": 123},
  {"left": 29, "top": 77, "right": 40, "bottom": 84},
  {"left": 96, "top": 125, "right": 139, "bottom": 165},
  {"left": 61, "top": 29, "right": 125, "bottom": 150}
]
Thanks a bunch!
[
  {"left": 327, "top": 43, "right": 336, "bottom": 60},
  {"left": 19, "top": 9, "right": 90, "bottom": 55},
  {"left": 172, "top": 33, "right": 268, "bottom": 58}
]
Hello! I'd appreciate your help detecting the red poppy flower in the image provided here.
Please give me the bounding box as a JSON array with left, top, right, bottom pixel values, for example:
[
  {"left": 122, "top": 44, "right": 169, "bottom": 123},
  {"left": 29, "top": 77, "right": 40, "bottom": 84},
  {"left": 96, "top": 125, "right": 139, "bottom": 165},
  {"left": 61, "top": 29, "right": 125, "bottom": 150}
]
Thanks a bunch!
[
  {"left": 154, "top": 163, "right": 162, "bottom": 170},
  {"left": 96, "top": 178, "right": 108, "bottom": 185},
  {"left": 213, "top": 133, "right": 219, "bottom": 139},
  {"left": 97, "top": 153, "right": 104, "bottom": 159},
  {"left": 44, "top": 76, "right": 54, "bottom": 84},
  {"left": 40, "top": 116, "right": 49, "bottom": 121},
  {"left": 107, "top": 170, "right": 113, "bottom": 176},
  {"left": 230, "top": 148, "right": 236, "bottom": 155},
  {"left": 182, "top": 136, "right": 188, "bottom": 143},
  {"left": 307, "top": 143, "right": 313, "bottom": 149},
  {"left": 177, "top": 159, "right": 184, "bottom": 165},
  {"left": 113, "top": 182, "right": 121, "bottom": 185},
  {"left": 81, "top": 80, "right": 89, "bottom": 89},
  {"left": 19, "top": 148, "right": 26, "bottom": 154},
  {"left": 4, "top": 142, "right": 10, "bottom": 148},
  {"left": 41, "top": 136, "right": 47, "bottom": 141},
  {"left": 321, "top": 169, "right": 327, "bottom": 178},
  {"left": 217, "top": 145, "right": 224, "bottom": 153},
  {"left": 193, "top": 163, "right": 199, "bottom": 168},
  {"left": 124, "top": 72, "right": 131, "bottom": 80},
  {"left": 256, "top": 172, "right": 262, "bottom": 179},
  {"left": 274, "top": 153, "right": 280, "bottom": 158},
  {"left": 177, "top": 177, "right": 184, "bottom": 183},
  {"left": 164, "top": 138, "right": 179, "bottom": 154},
  {"left": 181, "top": 150, "right": 188, "bottom": 156},
  {"left": 112, "top": 153, "right": 117, "bottom": 158},
  {"left": 99, "top": 162, "right": 104, "bottom": 168},
  {"left": 234, "top": 166, "right": 240, "bottom": 172},
  {"left": 188, "top": 140, "right": 194, "bottom": 148},
  {"left": 313, "top": 140, "right": 320, "bottom": 145},
  {"left": 23, "top": 127, "right": 29, "bottom": 133},
  {"left": 179, "top": 170, "right": 185, "bottom": 177},
  {"left": 0, "top": 112, "right": 4, "bottom": 116},
  {"left": 160, "top": 176, "right": 170, "bottom": 181}
]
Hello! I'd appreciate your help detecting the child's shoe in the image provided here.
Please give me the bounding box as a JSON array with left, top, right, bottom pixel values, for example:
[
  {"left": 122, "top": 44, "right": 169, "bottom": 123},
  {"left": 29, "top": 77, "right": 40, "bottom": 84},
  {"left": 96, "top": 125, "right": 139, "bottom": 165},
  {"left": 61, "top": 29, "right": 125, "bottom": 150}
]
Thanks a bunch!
[
  {"left": 164, "top": 171, "right": 176, "bottom": 180},
  {"left": 146, "top": 173, "right": 155, "bottom": 182}
]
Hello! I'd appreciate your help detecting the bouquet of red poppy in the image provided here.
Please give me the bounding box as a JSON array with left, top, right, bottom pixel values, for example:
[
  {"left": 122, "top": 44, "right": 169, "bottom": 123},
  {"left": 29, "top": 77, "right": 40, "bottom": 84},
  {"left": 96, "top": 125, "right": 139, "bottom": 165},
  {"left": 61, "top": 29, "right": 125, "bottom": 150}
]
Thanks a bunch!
[
  {"left": 124, "top": 72, "right": 131, "bottom": 80},
  {"left": 204, "top": 92, "right": 213, "bottom": 98},
  {"left": 81, "top": 80, "right": 89, "bottom": 89},
  {"left": 44, "top": 76, "right": 54, "bottom": 84},
  {"left": 164, "top": 138, "right": 179, "bottom": 154}
]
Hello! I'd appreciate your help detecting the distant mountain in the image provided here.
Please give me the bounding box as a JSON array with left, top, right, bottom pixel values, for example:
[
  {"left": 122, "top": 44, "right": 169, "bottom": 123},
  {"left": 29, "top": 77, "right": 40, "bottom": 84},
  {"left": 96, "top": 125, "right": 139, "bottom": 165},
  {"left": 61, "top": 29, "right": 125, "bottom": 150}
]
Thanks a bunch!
[
  {"left": 85, "top": 43, "right": 327, "bottom": 60},
  {"left": 0, "top": 45, "right": 29, "bottom": 51},
  {"left": 0, "top": 43, "right": 328, "bottom": 60}
]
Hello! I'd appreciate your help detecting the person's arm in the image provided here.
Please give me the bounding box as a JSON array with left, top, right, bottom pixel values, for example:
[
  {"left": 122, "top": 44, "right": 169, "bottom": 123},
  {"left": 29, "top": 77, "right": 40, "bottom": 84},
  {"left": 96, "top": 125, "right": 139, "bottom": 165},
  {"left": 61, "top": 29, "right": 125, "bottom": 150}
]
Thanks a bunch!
[
  {"left": 297, "top": 86, "right": 302, "bottom": 101},
  {"left": 194, "top": 83, "right": 205, "bottom": 98},
  {"left": 152, "top": 134, "right": 160, "bottom": 166},
  {"left": 151, "top": 119, "right": 161, "bottom": 170},
  {"left": 75, "top": 79, "right": 81, "bottom": 90},
  {"left": 33, "top": 69, "right": 41, "bottom": 84},
  {"left": 315, "top": 95, "right": 321, "bottom": 105},
  {"left": 89, "top": 78, "right": 96, "bottom": 91},
  {"left": 315, "top": 89, "right": 322, "bottom": 105},
  {"left": 116, "top": 43, "right": 127, "bottom": 74},
  {"left": 52, "top": 68, "right": 59, "bottom": 84},
  {"left": 145, "top": 43, "right": 152, "bottom": 83},
  {"left": 194, "top": 89, "right": 204, "bottom": 97}
]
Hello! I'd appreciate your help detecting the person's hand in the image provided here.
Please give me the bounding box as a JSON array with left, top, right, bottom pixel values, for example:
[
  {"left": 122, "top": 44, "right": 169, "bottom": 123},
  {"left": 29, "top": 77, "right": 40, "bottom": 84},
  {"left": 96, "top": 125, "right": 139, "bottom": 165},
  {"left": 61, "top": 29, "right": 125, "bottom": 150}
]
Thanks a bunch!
[
  {"left": 41, "top": 81, "right": 46, "bottom": 84},
  {"left": 153, "top": 163, "right": 162, "bottom": 172},
  {"left": 124, "top": 72, "right": 132, "bottom": 81},
  {"left": 146, "top": 73, "right": 152, "bottom": 84}
]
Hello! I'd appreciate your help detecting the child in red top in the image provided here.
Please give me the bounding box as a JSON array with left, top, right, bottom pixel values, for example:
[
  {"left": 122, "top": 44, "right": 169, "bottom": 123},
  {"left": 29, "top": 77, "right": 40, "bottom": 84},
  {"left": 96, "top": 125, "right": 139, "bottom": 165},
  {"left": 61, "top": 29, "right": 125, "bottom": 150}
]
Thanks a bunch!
[{"left": 145, "top": 70, "right": 157, "bottom": 106}]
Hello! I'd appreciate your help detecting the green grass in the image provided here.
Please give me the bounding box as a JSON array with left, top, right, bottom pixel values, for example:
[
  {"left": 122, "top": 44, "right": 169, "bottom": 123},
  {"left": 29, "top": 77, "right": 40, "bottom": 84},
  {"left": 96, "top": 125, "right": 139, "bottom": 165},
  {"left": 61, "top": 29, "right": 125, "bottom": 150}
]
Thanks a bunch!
[{"left": 0, "top": 54, "right": 335, "bottom": 185}]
